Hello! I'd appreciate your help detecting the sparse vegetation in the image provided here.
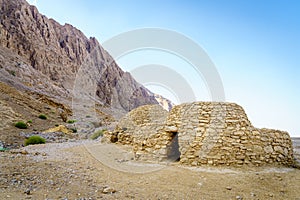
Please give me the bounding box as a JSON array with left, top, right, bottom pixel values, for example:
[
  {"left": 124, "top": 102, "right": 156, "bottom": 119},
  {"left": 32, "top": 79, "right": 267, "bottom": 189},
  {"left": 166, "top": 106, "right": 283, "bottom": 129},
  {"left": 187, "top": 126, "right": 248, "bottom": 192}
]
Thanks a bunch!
[
  {"left": 90, "top": 129, "right": 105, "bottom": 140},
  {"left": 38, "top": 114, "right": 47, "bottom": 120},
  {"left": 67, "top": 119, "right": 77, "bottom": 124},
  {"left": 9, "top": 70, "right": 16, "bottom": 76},
  {"left": 15, "top": 121, "right": 28, "bottom": 129},
  {"left": 24, "top": 135, "right": 46, "bottom": 146},
  {"left": 0, "top": 147, "right": 8, "bottom": 151},
  {"left": 70, "top": 127, "right": 77, "bottom": 133}
]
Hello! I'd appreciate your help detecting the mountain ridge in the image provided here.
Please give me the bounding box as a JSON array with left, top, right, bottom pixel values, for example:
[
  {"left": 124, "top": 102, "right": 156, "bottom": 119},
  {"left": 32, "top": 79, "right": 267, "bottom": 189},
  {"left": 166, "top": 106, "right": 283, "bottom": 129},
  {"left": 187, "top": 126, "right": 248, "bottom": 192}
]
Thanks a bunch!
[
  {"left": 0, "top": 0, "right": 166, "bottom": 118},
  {"left": 0, "top": 0, "right": 175, "bottom": 145}
]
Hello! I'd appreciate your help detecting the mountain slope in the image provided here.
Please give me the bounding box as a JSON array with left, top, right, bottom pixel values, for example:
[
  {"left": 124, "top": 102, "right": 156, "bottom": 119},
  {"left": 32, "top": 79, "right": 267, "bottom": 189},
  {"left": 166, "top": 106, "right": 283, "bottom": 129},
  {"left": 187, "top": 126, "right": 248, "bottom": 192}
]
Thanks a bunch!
[{"left": 0, "top": 0, "right": 159, "bottom": 118}]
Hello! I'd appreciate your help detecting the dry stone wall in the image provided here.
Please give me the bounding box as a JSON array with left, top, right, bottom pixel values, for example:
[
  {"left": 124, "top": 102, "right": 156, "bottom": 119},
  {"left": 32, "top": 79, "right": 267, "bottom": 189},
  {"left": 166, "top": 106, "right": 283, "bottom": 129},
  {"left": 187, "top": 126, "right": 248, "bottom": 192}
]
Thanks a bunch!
[
  {"left": 165, "top": 102, "right": 294, "bottom": 166},
  {"left": 111, "top": 104, "right": 172, "bottom": 161},
  {"left": 108, "top": 102, "right": 295, "bottom": 167}
]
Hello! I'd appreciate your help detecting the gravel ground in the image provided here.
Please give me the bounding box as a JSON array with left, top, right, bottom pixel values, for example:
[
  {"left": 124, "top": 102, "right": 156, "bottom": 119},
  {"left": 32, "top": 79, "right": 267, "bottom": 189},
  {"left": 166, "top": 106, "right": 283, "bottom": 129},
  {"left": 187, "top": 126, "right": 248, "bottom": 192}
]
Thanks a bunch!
[
  {"left": 0, "top": 139, "right": 300, "bottom": 199},
  {"left": 22, "top": 140, "right": 98, "bottom": 162},
  {"left": 292, "top": 138, "right": 300, "bottom": 163}
]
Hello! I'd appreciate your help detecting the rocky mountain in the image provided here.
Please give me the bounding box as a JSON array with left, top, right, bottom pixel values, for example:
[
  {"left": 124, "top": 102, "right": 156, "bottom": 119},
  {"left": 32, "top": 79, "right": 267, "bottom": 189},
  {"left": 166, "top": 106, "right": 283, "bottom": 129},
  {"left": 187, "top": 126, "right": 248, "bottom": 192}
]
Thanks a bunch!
[
  {"left": 153, "top": 93, "right": 174, "bottom": 111},
  {"left": 0, "top": 0, "right": 164, "bottom": 122}
]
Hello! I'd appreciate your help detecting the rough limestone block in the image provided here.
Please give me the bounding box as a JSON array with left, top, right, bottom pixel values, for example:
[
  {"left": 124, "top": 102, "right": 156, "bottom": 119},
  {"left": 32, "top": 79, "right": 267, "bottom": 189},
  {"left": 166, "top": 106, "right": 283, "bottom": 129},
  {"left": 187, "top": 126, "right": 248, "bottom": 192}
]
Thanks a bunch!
[{"left": 113, "top": 102, "right": 295, "bottom": 166}]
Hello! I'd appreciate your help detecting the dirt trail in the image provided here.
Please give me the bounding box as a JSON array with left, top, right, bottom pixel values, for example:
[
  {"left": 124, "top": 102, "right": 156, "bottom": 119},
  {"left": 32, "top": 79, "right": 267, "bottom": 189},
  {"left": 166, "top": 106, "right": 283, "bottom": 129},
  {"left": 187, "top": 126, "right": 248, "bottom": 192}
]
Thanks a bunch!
[
  {"left": 1, "top": 140, "right": 300, "bottom": 199},
  {"left": 85, "top": 143, "right": 166, "bottom": 173}
]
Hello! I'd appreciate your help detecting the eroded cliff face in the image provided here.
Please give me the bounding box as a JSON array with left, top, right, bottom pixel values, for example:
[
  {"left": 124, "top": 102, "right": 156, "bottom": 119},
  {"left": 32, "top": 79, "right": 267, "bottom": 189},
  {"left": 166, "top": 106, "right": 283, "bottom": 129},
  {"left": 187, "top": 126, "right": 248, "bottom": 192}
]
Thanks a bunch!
[
  {"left": 0, "top": 0, "right": 90, "bottom": 77},
  {"left": 0, "top": 0, "right": 158, "bottom": 116}
]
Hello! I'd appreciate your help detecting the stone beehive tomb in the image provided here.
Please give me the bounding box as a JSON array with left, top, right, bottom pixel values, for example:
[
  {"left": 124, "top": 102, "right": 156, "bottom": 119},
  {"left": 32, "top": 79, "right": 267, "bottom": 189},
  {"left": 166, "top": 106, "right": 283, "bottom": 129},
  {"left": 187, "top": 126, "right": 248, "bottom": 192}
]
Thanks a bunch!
[
  {"left": 111, "top": 104, "right": 169, "bottom": 159},
  {"left": 109, "top": 102, "right": 294, "bottom": 166}
]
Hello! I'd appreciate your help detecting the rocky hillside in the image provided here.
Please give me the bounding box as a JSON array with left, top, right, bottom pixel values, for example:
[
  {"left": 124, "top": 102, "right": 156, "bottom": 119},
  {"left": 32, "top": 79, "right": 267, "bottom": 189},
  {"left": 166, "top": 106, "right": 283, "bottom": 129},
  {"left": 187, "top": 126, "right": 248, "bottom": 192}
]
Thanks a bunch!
[
  {"left": 154, "top": 93, "right": 174, "bottom": 111},
  {"left": 0, "top": 0, "right": 160, "bottom": 118},
  {"left": 0, "top": 0, "right": 174, "bottom": 147}
]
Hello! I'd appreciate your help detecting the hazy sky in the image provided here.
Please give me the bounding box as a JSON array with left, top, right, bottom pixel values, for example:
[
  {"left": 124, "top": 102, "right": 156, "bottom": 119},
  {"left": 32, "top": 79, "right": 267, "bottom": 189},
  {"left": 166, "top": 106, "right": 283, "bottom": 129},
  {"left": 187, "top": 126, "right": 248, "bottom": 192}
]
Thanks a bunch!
[{"left": 27, "top": 0, "right": 299, "bottom": 137}]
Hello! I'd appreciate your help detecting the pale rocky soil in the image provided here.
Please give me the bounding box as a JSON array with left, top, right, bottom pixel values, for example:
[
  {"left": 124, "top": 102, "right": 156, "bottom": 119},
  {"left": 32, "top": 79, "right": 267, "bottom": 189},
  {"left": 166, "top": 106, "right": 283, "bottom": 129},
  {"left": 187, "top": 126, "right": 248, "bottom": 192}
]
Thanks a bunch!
[
  {"left": 1, "top": 139, "right": 299, "bottom": 200},
  {"left": 0, "top": 81, "right": 76, "bottom": 148}
]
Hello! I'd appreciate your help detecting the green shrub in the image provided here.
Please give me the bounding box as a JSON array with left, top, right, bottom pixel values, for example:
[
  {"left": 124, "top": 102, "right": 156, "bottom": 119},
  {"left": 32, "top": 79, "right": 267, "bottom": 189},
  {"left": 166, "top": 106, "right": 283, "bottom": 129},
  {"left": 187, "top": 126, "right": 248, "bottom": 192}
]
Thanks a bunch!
[
  {"left": 9, "top": 70, "right": 16, "bottom": 76},
  {"left": 15, "top": 121, "right": 28, "bottom": 129},
  {"left": 38, "top": 114, "right": 47, "bottom": 120},
  {"left": 27, "top": 120, "right": 32, "bottom": 123},
  {"left": 90, "top": 130, "right": 105, "bottom": 140},
  {"left": 70, "top": 128, "right": 77, "bottom": 133},
  {"left": 67, "top": 119, "right": 77, "bottom": 124},
  {"left": 25, "top": 135, "right": 46, "bottom": 146}
]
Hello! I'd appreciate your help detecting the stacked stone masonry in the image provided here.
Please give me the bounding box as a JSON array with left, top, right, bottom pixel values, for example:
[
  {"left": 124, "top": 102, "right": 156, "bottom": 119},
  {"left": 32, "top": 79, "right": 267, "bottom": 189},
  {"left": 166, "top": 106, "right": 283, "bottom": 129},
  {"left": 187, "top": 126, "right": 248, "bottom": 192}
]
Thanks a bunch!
[{"left": 108, "top": 102, "right": 294, "bottom": 167}]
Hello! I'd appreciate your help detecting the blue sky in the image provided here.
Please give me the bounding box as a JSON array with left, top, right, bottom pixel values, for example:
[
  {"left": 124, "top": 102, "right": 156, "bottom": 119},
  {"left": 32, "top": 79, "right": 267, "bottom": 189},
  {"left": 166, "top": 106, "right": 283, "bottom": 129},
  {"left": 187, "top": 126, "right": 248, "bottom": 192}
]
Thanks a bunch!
[{"left": 27, "top": 0, "right": 299, "bottom": 137}]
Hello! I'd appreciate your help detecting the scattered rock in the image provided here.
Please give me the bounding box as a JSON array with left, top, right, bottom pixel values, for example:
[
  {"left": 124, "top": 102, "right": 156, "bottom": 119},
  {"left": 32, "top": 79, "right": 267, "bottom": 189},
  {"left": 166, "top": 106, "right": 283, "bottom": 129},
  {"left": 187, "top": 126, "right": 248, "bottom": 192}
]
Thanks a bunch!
[
  {"left": 102, "top": 187, "right": 116, "bottom": 194},
  {"left": 164, "top": 125, "right": 178, "bottom": 132},
  {"left": 275, "top": 174, "right": 281, "bottom": 178},
  {"left": 10, "top": 149, "right": 29, "bottom": 155},
  {"left": 280, "top": 189, "right": 286, "bottom": 193},
  {"left": 24, "top": 189, "right": 31, "bottom": 195},
  {"left": 44, "top": 125, "right": 72, "bottom": 134},
  {"left": 21, "top": 150, "right": 29, "bottom": 155},
  {"left": 116, "top": 158, "right": 128, "bottom": 163},
  {"left": 226, "top": 186, "right": 232, "bottom": 190},
  {"left": 268, "top": 193, "right": 274, "bottom": 197}
]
